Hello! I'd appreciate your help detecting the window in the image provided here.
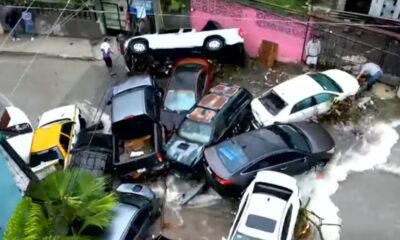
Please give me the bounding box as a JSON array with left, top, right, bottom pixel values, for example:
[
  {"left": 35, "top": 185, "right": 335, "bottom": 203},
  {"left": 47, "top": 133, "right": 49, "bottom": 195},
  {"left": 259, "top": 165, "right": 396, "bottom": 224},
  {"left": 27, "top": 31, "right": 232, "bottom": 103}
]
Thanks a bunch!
[
  {"left": 270, "top": 125, "right": 310, "bottom": 152},
  {"left": 217, "top": 141, "right": 249, "bottom": 173},
  {"left": 314, "top": 93, "right": 336, "bottom": 104},
  {"left": 259, "top": 91, "right": 287, "bottom": 115},
  {"left": 30, "top": 147, "right": 63, "bottom": 167},
  {"left": 245, "top": 214, "right": 277, "bottom": 233},
  {"left": 178, "top": 119, "right": 213, "bottom": 144},
  {"left": 245, "top": 154, "right": 284, "bottom": 173},
  {"left": 59, "top": 134, "right": 70, "bottom": 152},
  {"left": 308, "top": 73, "right": 343, "bottom": 93},
  {"left": 125, "top": 208, "right": 150, "bottom": 240},
  {"left": 253, "top": 182, "right": 293, "bottom": 201},
  {"left": 197, "top": 72, "right": 206, "bottom": 97},
  {"left": 164, "top": 90, "right": 196, "bottom": 112},
  {"left": 182, "top": 28, "right": 193, "bottom": 33},
  {"left": 61, "top": 122, "right": 73, "bottom": 136},
  {"left": 291, "top": 97, "right": 316, "bottom": 113},
  {"left": 159, "top": 28, "right": 180, "bottom": 34},
  {"left": 280, "top": 205, "right": 293, "bottom": 240}
]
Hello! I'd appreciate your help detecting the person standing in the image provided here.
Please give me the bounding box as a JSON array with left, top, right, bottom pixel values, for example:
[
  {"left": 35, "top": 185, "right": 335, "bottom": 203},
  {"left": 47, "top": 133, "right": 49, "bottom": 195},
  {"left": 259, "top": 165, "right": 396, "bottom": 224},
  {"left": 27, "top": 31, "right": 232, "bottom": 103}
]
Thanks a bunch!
[
  {"left": 22, "top": 8, "right": 34, "bottom": 41},
  {"left": 100, "top": 38, "right": 115, "bottom": 75},
  {"left": 356, "top": 62, "right": 383, "bottom": 91},
  {"left": 305, "top": 35, "right": 321, "bottom": 71},
  {"left": 5, "top": 8, "right": 21, "bottom": 41}
]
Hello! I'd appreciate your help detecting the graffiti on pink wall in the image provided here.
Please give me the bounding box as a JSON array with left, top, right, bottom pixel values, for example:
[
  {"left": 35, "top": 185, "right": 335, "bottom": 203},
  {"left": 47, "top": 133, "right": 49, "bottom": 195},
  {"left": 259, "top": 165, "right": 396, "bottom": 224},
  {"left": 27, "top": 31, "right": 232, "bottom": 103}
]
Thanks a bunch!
[{"left": 190, "top": 0, "right": 307, "bottom": 62}]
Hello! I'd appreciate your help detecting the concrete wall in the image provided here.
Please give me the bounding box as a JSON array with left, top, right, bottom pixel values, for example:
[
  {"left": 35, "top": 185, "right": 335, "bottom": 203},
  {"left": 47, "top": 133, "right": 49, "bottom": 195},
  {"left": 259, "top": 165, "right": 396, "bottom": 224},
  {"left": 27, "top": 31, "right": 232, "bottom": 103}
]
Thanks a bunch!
[{"left": 190, "top": 0, "right": 308, "bottom": 62}]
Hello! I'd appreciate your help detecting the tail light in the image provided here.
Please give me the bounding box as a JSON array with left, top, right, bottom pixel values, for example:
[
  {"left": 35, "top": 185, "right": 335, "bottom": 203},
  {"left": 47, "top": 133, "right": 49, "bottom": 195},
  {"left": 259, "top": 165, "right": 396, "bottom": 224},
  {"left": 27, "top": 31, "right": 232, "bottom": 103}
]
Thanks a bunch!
[
  {"left": 215, "top": 175, "right": 233, "bottom": 185},
  {"left": 156, "top": 152, "right": 163, "bottom": 162},
  {"left": 238, "top": 28, "right": 245, "bottom": 38}
]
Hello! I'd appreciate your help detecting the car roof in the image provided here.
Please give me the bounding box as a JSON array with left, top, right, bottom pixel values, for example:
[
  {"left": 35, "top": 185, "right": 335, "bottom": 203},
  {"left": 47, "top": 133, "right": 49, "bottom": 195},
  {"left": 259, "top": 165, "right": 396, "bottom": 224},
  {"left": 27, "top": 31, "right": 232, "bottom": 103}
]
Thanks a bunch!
[
  {"left": 112, "top": 87, "right": 152, "bottom": 123},
  {"left": 38, "top": 105, "right": 77, "bottom": 128},
  {"left": 271, "top": 74, "right": 323, "bottom": 105},
  {"left": 112, "top": 74, "right": 153, "bottom": 97},
  {"left": 101, "top": 203, "right": 138, "bottom": 240},
  {"left": 186, "top": 83, "right": 243, "bottom": 124},
  {"left": 238, "top": 193, "right": 287, "bottom": 239},
  {"left": 231, "top": 128, "right": 289, "bottom": 163}
]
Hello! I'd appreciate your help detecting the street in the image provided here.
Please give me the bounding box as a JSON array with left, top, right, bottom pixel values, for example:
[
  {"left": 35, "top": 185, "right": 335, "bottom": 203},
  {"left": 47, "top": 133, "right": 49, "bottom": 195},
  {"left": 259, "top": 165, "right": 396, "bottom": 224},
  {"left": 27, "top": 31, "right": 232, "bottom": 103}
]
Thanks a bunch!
[{"left": 1, "top": 54, "right": 400, "bottom": 240}]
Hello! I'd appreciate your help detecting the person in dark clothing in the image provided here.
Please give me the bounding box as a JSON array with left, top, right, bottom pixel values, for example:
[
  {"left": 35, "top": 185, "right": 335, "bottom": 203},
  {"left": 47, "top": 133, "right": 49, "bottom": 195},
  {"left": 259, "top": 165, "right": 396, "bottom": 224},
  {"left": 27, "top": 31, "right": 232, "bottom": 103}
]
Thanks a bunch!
[{"left": 5, "top": 8, "right": 21, "bottom": 41}]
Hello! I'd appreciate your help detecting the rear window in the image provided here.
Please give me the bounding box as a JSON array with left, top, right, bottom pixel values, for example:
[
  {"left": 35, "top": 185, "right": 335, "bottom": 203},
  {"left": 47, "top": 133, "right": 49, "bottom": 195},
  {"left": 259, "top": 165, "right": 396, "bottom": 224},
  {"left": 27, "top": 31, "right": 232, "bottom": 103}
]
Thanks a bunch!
[
  {"left": 259, "top": 91, "right": 287, "bottom": 115},
  {"left": 30, "top": 147, "right": 63, "bottom": 167},
  {"left": 253, "top": 182, "right": 292, "bottom": 201},
  {"left": 308, "top": 73, "right": 343, "bottom": 93},
  {"left": 246, "top": 214, "right": 277, "bottom": 233},
  {"left": 217, "top": 141, "right": 249, "bottom": 173},
  {"left": 112, "top": 115, "right": 153, "bottom": 140}
]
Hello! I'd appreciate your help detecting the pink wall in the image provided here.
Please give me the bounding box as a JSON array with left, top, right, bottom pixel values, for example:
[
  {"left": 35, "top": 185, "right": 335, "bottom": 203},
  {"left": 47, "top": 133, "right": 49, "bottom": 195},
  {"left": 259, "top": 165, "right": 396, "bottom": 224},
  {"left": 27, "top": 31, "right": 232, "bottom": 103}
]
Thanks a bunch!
[{"left": 190, "top": 0, "right": 308, "bottom": 62}]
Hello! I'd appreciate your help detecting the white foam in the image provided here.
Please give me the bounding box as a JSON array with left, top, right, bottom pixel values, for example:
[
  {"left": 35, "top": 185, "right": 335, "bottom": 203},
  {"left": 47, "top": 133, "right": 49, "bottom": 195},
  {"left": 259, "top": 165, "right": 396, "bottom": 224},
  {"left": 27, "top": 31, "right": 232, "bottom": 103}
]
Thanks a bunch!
[
  {"left": 296, "top": 121, "right": 399, "bottom": 240},
  {"left": 376, "top": 164, "right": 400, "bottom": 176},
  {"left": 76, "top": 100, "right": 111, "bottom": 134}
]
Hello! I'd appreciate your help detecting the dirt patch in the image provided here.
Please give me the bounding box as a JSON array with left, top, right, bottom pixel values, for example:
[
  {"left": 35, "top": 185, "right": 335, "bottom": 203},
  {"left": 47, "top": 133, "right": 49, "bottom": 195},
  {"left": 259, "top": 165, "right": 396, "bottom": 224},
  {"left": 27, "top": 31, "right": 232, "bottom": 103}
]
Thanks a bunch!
[{"left": 216, "top": 59, "right": 305, "bottom": 96}]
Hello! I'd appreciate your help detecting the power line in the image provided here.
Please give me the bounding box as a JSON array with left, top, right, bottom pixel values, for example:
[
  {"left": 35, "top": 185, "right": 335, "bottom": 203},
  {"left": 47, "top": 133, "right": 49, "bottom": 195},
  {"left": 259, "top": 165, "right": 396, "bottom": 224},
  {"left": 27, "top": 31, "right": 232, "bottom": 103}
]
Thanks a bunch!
[
  {"left": 2, "top": 4, "right": 400, "bottom": 29},
  {"left": 9, "top": 0, "right": 72, "bottom": 97}
]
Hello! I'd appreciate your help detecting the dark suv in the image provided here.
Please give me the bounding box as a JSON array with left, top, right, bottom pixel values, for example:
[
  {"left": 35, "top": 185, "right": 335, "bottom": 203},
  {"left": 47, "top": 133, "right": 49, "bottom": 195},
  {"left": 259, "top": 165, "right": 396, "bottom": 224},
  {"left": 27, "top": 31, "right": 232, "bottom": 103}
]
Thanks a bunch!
[
  {"left": 164, "top": 83, "right": 253, "bottom": 174},
  {"left": 110, "top": 74, "right": 166, "bottom": 177}
]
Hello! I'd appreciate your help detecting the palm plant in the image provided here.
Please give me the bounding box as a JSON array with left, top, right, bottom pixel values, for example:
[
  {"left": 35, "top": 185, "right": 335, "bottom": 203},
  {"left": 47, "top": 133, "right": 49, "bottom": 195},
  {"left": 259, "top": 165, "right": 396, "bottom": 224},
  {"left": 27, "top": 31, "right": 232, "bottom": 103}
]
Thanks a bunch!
[{"left": 3, "top": 170, "right": 117, "bottom": 239}]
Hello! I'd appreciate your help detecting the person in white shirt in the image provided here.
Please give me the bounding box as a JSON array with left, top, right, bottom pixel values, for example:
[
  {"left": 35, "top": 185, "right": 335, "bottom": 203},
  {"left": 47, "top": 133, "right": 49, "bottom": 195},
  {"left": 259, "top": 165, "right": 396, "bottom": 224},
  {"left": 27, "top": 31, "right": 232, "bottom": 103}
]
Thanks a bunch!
[
  {"left": 305, "top": 36, "right": 321, "bottom": 71},
  {"left": 100, "top": 38, "right": 115, "bottom": 75},
  {"left": 356, "top": 62, "right": 383, "bottom": 91}
]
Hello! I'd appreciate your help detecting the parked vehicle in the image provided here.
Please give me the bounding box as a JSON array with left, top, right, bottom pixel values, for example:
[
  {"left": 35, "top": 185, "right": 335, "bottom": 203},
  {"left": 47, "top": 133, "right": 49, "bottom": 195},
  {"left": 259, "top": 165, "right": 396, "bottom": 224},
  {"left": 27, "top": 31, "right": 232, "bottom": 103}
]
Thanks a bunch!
[
  {"left": 161, "top": 58, "right": 213, "bottom": 138},
  {"left": 29, "top": 105, "right": 85, "bottom": 173},
  {"left": 69, "top": 130, "right": 114, "bottom": 178},
  {"left": 110, "top": 75, "right": 165, "bottom": 176},
  {"left": 204, "top": 121, "right": 335, "bottom": 196},
  {"left": 165, "top": 83, "right": 253, "bottom": 174},
  {"left": 123, "top": 21, "right": 245, "bottom": 73},
  {"left": 227, "top": 171, "right": 300, "bottom": 240},
  {"left": 89, "top": 183, "right": 159, "bottom": 240},
  {"left": 251, "top": 70, "right": 360, "bottom": 128},
  {"left": 0, "top": 106, "right": 33, "bottom": 164}
]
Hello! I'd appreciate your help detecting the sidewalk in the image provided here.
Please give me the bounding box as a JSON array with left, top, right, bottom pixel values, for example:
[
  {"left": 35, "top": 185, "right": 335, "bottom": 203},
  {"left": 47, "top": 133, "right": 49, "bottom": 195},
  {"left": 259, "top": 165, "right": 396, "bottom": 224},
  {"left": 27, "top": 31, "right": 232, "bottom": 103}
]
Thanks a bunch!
[{"left": 0, "top": 34, "right": 107, "bottom": 61}]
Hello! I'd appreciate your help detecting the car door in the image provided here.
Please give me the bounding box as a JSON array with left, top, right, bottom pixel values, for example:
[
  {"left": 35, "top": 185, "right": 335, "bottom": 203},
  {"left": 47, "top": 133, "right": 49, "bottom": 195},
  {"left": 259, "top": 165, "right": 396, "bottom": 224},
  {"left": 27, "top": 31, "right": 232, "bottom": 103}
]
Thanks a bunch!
[
  {"left": 128, "top": 206, "right": 152, "bottom": 240},
  {"left": 276, "top": 152, "right": 311, "bottom": 176},
  {"left": 313, "top": 93, "right": 338, "bottom": 115},
  {"left": 288, "top": 97, "right": 318, "bottom": 122},
  {"left": 196, "top": 71, "right": 207, "bottom": 100}
]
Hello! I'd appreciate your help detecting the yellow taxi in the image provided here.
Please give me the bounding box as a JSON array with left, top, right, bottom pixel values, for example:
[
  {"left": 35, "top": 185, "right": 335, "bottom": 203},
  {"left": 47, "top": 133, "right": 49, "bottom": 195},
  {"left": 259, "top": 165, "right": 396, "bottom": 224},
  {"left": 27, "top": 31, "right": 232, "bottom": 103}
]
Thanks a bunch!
[{"left": 29, "top": 105, "right": 83, "bottom": 175}]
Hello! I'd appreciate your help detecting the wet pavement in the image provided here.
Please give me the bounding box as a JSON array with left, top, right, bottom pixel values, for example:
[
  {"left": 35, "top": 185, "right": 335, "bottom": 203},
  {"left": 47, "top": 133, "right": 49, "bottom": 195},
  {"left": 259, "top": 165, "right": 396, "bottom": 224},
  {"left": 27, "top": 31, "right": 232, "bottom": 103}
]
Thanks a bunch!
[{"left": 1, "top": 54, "right": 400, "bottom": 240}]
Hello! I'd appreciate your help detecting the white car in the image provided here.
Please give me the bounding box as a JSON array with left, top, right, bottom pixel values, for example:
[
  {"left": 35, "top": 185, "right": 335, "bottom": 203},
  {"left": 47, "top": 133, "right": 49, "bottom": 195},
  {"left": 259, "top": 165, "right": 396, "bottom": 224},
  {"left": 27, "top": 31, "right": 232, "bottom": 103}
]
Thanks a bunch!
[
  {"left": 0, "top": 106, "right": 33, "bottom": 164},
  {"left": 227, "top": 171, "right": 300, "bottom": 240},
  {"left": 124, "top": 26, "right": 244, "bottom": 55},
  {"left": 251, "top": 69, "right": 360, "bottom": 128}
]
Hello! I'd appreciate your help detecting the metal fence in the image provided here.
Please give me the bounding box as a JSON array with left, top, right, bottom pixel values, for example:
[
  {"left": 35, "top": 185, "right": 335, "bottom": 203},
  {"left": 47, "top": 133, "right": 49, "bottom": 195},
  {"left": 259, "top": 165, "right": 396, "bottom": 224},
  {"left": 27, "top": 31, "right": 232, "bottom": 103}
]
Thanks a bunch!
[{"left": 305, "top": 15, "right": 400, "bottom": 76}]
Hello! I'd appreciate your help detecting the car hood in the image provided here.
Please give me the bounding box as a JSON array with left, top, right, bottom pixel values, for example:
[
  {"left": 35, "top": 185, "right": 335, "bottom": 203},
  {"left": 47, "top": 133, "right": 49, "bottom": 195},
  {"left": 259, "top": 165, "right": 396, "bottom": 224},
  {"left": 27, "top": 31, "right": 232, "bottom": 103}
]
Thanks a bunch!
[
  {"left": 160, "top": 110, "right": 186, "bottom": 134},
  {"left": 323, "top": 69, "right": 360, "bottom": 96},
  {"left": 165, "top": 135, "right": 204, "bottom": 168},
  {"left": 251, "top": 98, "right": 276, "bottom": 127},
  {"left": 291, "top": 122, "right": 335, "bottom": 153}
]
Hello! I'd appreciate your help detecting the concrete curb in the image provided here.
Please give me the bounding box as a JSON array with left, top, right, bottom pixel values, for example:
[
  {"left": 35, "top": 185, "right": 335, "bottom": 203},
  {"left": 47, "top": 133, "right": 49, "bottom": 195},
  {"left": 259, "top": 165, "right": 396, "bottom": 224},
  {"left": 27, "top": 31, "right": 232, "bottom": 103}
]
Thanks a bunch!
[{"left": 0, "top": 50, "right": 100, "bottom": 61}]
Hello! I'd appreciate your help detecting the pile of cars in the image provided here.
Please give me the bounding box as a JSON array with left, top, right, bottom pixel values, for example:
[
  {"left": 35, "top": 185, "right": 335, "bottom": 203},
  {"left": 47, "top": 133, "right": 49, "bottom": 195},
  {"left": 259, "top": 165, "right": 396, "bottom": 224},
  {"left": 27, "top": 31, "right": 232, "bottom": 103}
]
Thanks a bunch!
[{"left": 0, "top": 20, "right": 361, "bottom": 239}]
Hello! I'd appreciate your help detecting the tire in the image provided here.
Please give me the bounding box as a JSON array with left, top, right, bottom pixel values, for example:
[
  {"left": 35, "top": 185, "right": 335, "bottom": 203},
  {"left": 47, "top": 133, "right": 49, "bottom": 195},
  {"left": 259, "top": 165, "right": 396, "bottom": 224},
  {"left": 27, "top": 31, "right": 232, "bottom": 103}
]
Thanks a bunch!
[
  {"left": 204, "top": 37, "right": 224, "bottom": 51},
  {"left": 131, "top": 40, "right": 148, "bottom": 54}
]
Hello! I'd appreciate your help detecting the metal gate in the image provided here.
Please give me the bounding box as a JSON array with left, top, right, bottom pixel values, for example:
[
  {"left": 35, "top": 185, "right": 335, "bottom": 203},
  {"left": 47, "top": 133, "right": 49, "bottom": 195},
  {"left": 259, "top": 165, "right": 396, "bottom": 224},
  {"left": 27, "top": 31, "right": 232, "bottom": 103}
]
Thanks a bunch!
[{"left": 100, "top": 1, "right": 125, "bottom": 31}]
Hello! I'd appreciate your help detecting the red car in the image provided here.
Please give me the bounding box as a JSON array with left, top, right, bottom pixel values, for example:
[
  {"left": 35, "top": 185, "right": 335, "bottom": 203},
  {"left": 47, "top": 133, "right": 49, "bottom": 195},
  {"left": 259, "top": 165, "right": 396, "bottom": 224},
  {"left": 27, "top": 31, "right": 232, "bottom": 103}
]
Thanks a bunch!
[{"left": 160, "top": 58, "right": 213, "bottom": 138}]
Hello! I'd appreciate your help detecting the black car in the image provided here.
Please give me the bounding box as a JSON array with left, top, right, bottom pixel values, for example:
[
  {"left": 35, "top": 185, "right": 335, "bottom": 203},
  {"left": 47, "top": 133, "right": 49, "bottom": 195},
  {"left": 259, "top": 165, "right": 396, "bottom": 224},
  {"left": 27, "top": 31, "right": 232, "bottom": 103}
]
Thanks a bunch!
[
  {"left": 204, "top": 121, "right": 335, "bottom": 196},
  {"left": 109, "top": 74, "right": 166, "bottom": 177},
  {"left": 164, "top": 83, "right": 253, "bottom": 174}
]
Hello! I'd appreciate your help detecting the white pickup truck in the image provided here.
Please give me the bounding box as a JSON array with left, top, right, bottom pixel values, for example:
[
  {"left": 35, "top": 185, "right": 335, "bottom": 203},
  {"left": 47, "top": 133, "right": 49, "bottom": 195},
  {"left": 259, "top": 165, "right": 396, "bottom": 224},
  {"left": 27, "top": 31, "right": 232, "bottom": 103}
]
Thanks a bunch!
[{"left": 124, "top": 23, "right": 244, "bottom": 54}]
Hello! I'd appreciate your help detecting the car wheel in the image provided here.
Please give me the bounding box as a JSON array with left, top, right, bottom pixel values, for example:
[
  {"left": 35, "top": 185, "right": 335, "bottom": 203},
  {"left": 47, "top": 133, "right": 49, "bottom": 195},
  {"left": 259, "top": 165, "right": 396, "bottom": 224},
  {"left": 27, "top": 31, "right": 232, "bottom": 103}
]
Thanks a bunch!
[
  {"left": 132, "top": 40, "right": 148, "bottom": 54},
  {"left": 204, "top": 37, "right": 224, "bottom": 51}
]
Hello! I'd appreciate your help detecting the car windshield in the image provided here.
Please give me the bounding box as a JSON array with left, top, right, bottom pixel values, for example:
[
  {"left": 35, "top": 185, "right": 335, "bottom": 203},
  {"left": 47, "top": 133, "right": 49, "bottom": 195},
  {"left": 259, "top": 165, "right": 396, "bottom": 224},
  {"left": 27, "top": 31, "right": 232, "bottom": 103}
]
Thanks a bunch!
[
  {"left": 178, "top": 119, "right": 213, "bottom": 144},
  {"left": 217, "top": 141, "right": 249, "bottom": 173},
  {"left": 270, "top": 125, "right": 310, "bottom": 152},
  {"left": 233, "top": 232, "right": 263, "bottom": 240},
  {"left": 0, "top": 123, "right": 33, "bottom": 138},
  {"left": 30, "top": 147, "right": 63, "bottom": 167},
  {"left": 118, "top": 192, "right": 151, "bottom": 209},
  {"left": 308, "top": 73, "right": 343, "bottom": 93},
  {"left": 164, "top": 90, "right": 196, "bottom": 112},
  {"left": 259, "top": 91, "right": 287, "bottom": 115}
]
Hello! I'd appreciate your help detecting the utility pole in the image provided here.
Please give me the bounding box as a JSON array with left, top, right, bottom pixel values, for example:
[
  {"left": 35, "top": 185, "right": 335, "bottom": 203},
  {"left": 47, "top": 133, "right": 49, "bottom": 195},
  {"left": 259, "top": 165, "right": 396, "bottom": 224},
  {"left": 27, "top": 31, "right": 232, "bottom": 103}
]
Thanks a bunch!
[{"left": 308, "top": 0, "right": 313, "bottom": 14}]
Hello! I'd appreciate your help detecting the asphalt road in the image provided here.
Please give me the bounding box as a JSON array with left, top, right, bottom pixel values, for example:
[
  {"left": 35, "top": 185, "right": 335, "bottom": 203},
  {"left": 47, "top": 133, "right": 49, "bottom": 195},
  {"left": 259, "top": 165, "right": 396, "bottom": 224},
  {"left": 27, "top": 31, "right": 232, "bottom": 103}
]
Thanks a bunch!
[{"left": 1, "top": 54, "right": 400, "bottom": 240}]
